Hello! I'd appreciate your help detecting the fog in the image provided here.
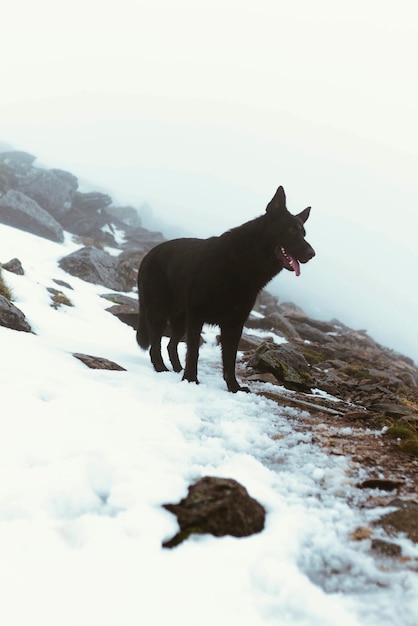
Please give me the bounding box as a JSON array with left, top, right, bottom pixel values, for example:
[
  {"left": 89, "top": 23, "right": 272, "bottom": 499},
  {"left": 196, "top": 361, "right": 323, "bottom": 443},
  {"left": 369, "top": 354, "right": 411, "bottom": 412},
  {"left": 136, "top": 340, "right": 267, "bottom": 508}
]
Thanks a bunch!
[{"left": 1, "top": 0, "right": 417, "bottom": 361}]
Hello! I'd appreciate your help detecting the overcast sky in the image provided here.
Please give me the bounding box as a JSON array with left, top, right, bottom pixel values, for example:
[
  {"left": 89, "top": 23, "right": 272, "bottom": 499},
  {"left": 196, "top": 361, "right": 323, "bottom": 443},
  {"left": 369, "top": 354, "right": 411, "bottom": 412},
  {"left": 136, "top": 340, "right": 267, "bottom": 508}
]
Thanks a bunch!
[{"left": 1, "top": 0, "right": 417, "bottom": 359}]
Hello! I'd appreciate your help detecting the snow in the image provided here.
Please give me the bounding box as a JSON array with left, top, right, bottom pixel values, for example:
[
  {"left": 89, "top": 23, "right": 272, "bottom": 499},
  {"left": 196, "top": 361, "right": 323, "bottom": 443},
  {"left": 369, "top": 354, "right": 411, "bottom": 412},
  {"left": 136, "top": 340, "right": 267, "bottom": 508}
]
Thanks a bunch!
[{"left": 1, "top": 223, "right": 417, "bottom": 626}]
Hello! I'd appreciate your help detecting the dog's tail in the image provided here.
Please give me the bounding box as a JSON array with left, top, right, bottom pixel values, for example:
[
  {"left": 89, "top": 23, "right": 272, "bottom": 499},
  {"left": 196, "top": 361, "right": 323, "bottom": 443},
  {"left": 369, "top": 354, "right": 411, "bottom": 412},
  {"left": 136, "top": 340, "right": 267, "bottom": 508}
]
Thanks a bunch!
[{"left": 136, "top": 300, "right": 150, "bottom": 350}]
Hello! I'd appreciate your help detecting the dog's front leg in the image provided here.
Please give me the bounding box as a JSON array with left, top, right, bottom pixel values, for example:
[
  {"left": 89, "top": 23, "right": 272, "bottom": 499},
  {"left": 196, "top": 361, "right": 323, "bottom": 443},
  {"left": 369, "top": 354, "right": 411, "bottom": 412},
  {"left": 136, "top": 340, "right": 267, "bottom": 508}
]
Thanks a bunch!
[
  {"left": 182, "top": 318, "right": 203, "bottom": 384},
  {"left": 220, "top": 324, "right": 250, "bottom": 393}
]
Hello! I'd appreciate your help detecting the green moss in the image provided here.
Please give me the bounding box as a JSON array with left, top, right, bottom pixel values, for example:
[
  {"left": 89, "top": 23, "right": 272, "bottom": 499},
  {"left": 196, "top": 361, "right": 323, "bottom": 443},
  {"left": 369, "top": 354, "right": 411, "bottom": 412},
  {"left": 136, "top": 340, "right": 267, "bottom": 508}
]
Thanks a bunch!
[
  {"left": 385, "top": 424, "right": 417, "bottom": 441},
  {"left": 399, "top": 440, "right": 418, "bottom": 457},
  {"left": 341, "top": 364, "right": 371, "bottom": 379},
  {"left": 299, "top": 347, "right": 327, "bottom": 365}
]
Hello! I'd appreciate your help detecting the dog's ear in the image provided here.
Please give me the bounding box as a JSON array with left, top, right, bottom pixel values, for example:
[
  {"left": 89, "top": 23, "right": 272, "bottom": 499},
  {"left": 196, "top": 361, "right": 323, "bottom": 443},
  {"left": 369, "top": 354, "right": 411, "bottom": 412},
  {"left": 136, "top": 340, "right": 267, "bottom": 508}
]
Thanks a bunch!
[
  {"left": 266, "top": 186, "right": 286, "bottom": 214},
  {"left": 297, "top": 207, "right": 311, "bottom": 223}
]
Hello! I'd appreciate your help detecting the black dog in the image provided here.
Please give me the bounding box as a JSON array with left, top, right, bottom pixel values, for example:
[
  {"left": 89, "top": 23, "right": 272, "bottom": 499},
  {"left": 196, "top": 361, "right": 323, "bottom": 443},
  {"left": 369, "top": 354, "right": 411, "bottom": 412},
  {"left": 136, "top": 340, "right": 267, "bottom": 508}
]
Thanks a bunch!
[{"left": 137, "top": 186, "right": 315, "bottom": 392}]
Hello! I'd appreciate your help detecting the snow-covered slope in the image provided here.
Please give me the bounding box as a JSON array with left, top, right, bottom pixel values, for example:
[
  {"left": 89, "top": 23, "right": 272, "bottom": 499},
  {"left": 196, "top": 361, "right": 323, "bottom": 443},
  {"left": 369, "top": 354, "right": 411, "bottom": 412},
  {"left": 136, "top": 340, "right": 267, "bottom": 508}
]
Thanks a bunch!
[{"left": 1, "top": 223, "right": 417, "bottom": 626}]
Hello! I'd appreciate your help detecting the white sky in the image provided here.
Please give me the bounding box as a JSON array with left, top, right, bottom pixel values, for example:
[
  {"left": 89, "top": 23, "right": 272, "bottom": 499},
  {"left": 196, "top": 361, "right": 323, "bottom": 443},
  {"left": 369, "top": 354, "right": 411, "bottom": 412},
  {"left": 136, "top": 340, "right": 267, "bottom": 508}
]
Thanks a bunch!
[{"left": 1, "top": 0, "right": 417, "bottom": 358}]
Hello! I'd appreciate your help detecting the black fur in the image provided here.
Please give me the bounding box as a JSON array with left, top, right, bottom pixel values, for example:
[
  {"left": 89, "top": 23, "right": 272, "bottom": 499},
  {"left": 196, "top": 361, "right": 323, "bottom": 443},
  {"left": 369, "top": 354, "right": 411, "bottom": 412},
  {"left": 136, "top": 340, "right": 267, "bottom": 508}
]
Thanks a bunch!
[{"left": 137, "top": 186, "right": 315, "bottom": 392}]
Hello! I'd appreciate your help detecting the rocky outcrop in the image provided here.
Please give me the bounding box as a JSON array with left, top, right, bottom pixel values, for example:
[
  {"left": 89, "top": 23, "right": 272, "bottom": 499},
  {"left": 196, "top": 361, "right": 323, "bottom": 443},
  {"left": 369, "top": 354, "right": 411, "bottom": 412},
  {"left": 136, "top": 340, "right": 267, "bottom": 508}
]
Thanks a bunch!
[
  {"left": 0, "top": 190, "right": 64, "bottom": 242},
  {"left": 163, "top": 476, "right": 266, "bottom": 548}
]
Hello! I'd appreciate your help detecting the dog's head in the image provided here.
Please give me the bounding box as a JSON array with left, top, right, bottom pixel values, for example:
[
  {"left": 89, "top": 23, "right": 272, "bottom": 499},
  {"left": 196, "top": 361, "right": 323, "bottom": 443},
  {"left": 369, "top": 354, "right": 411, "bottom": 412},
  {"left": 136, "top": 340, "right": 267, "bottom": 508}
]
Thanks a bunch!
[{"left": 266, "top": 186, "right": 315, "bottom": 276}]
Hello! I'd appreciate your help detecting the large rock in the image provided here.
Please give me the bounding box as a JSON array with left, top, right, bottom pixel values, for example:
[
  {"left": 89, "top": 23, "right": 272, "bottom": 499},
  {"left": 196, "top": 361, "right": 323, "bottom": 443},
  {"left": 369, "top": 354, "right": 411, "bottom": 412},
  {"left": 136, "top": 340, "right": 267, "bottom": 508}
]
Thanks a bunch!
[
  {"left": 0, "top": 295, "right": 32, "bottom": 332},
  {"left": 163, "top": 476, "right": 266, "bottom": 548},
  {"left": 58, "top": 246, "right": 132, "bottom": 291},
  {"left": 16, "top": 168, "right": 78, "bottom": 218},
  {"left": 248, "top": 341, "right": 315, "bottom": 391},
  {"left": 0, "top": 190, "right": 64, "bottom": 242}
]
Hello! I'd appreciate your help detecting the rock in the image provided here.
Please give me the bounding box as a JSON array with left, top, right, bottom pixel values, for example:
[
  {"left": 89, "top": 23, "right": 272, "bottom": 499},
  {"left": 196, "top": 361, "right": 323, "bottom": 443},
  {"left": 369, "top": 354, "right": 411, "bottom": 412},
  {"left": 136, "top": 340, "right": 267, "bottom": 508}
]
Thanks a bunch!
[
  {"left": 357, "top": 479, "right": 404, "bottom": 492},
  {"left": 374, "top": 499, "right": 418, "bottom": 543},
  {"left": 1, "top": 258, "right": 24, "bottom": 275},
  {"left": 71, "top": 191, "right": 112, "bottom": 213},
  {"left": 103, "top": 205, "right": 142, "bottom": 229},
  {"left": 278, "top": 301, "right": 308, "bottom": 319},
  {"left": 73, "top": 353, "right": 126, "bottom": 371},
  {"left": 58, "top": 247, "right": 132, "bottom": 291},
  {"left": 246, "top": 311, "right": 300, "bottom": 340},
  {"left": 52, "top": 278, "right": 74, "bottom": 290},
  {"left": 238, "top": 332, "right": 272, "bottom": 352},
  {"left": 370, "top": 403, "right": 414, "bottom": 418},
  {"left": 163, "top": 476, "right": 266, "bottom": 548},
  {"left": 371, "top": 539, "right": 402, "bottom": 557},
  {"left": 247, "top": 341, "right": 315, "bottom": 391},
  {"left": 105, "top": 304, "right": 138, "bottom": 329},
  {"left": 290, "top": 320, "right": 336, "bottom": 344},
  {"left": 0, "top": 295, "right": 32, "bottom": 332},
  {"left": 47, "top": 287, "right": 73, "bottom": 309},
  {"left": 0, "top": 150, "right": 36, "bottom": 175},
  {"left": 0, "top": 190, "right": 64, "bottom": 242},
  {"left": 122, "top": 226, "right": 166, "bottom": 254},
  {"left": 100, "top": 293, "right": 138, "bottom": 306},
  {"left": 16, "top": 168, "right": 78, "bottom": 218}
]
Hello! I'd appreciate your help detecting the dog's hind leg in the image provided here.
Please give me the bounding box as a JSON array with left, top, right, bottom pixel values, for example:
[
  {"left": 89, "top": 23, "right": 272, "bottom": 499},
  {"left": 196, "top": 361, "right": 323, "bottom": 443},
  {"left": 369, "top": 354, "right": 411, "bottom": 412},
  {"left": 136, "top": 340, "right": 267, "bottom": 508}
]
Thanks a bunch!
[
  {"left": 220, "top": 324, "right": 250, "bottom": 393},
  {"left": 167, "top": 314, "right": 185, "bottom": 373},
  {"left": 148, "top": 311, "right": 170, "bottom": 373},
  {"left": 182, "top": 318, "right": 203, "bottom": 384}
]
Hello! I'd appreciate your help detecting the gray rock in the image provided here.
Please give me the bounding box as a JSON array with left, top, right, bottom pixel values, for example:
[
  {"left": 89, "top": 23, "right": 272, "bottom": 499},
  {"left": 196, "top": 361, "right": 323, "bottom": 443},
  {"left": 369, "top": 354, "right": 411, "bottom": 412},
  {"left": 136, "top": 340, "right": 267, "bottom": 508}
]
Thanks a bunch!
[
  {"left": 291, "top": 320, "right": 336, "bottom": 344},
  {"left": 58, "top": 246, "right": 131, "bottom": 291},
  {"left": 106, "top": 205, "right": 141, "bottom": 229},
  {"left": 248, "top": 341, "right": 315, "bottom": 391},
  {"left": 1, "top": 258, "right": 24, "bottom": 275},
  {"left": 73, "top": 353, "right": 126, "bottom": 371},
  {"left": 16, "top": 168, "right": 78, "bottom": 218},
  {"left": 163, "top": 476, "right": 265, "bottom": 548},
  {"left": 0, "top": 295, "right": 32, "bottom": 332},
  {"left": 0, "top": 190, "right": 64, "bottom": 242},
  {"left": 246, "top": 311, "right": 300, "bottom": 340},
  {"left": 71, "top": 191, "right": 112, "bottom": 213},
  {"left": 0, "top": 151, "right": 36, "bottom": 175}
]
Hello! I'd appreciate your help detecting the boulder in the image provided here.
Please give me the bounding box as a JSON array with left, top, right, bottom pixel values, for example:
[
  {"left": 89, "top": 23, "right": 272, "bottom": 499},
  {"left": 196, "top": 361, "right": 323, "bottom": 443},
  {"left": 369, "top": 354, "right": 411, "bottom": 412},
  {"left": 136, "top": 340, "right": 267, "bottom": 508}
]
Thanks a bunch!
[
  {"left": 0, "top": 190, "right": 64, "bottom": 242},
  {"left": 16, "top": 168, "right": 78, "bottom": 218},
  {"left": 0, "top": 295, "right": 32, "bottom": 332},
  {"left": 58, "top": 246, "right": 132, "bottom": 291},
  {"left": 248, "top": 341, "right": 315, "bottom": 391},
  {"left": 163, "top": 476, "right": 266, "bottom": 548}
]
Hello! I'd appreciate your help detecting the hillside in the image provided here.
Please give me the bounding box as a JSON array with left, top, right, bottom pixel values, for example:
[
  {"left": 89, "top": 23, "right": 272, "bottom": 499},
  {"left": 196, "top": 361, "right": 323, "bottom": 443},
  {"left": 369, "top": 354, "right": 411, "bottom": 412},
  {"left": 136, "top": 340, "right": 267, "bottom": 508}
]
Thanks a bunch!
[{"left": 1, "top": 150, "right": 418, "bottom": 626}]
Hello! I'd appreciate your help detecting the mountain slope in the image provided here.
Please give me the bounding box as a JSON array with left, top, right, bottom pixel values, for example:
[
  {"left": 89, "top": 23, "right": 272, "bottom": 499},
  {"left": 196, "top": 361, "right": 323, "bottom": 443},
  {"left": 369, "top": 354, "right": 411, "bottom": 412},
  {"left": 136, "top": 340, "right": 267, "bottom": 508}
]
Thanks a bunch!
[{"left": 1, "top": 221, "right": 418, "bottom": 626}]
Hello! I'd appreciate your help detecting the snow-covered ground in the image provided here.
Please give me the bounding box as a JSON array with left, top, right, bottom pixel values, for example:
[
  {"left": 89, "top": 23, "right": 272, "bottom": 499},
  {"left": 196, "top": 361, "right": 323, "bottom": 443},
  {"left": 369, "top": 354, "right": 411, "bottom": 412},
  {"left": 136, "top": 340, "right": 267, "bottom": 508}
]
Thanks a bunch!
[{"left": 1, "top": 223, "right": 417, "bottom": 626}]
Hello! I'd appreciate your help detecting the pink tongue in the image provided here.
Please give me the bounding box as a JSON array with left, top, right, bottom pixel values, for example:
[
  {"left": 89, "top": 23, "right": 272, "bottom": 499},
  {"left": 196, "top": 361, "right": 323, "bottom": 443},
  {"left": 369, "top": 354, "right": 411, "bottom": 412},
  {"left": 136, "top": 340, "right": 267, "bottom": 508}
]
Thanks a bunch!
[{"left": 289, "top": 255, "right": 301, "bottom": 277}]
